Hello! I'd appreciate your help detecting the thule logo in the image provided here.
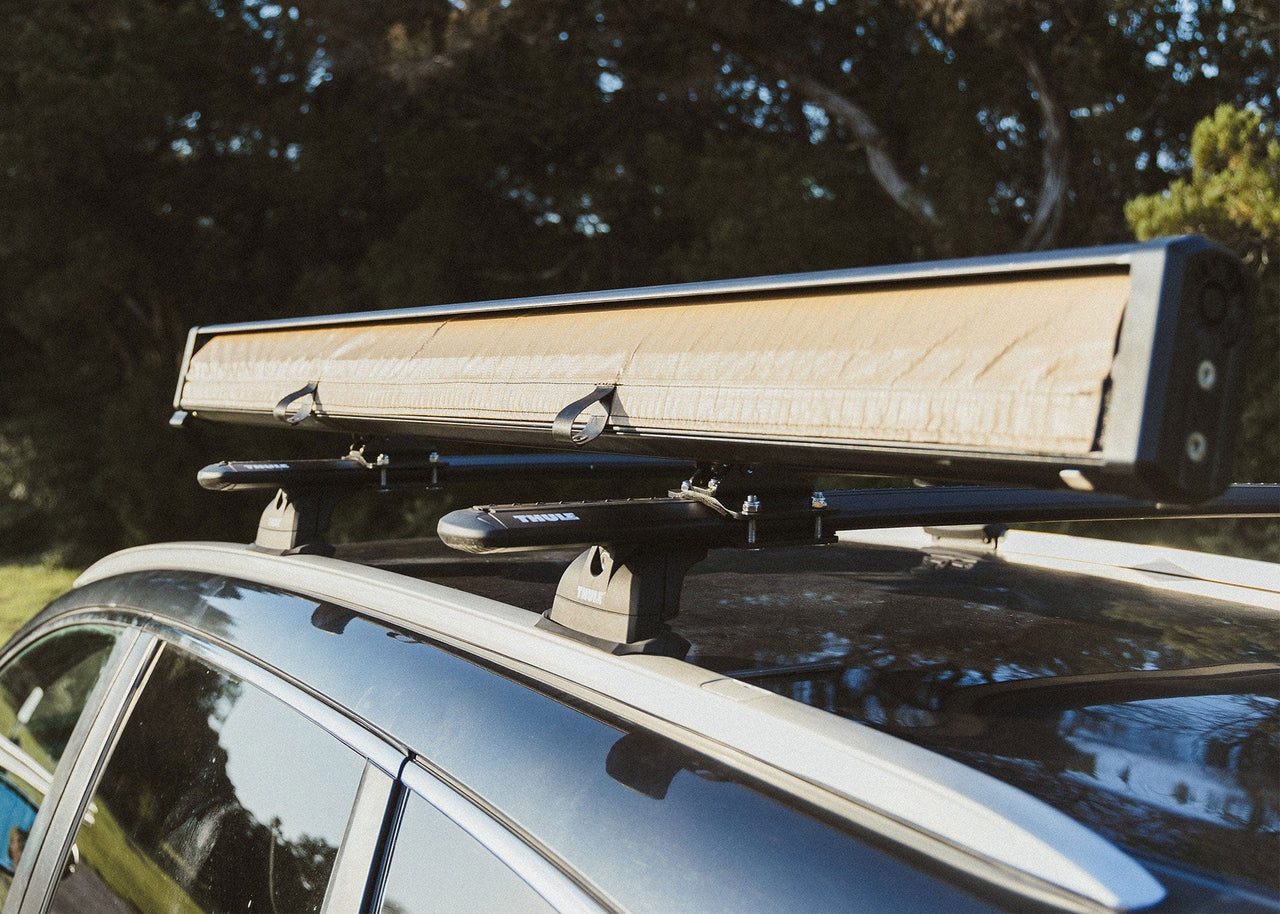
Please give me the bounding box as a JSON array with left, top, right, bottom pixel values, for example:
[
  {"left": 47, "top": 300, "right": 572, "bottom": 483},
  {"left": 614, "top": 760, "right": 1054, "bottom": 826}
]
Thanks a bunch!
[
  {"left": 512, "top": 512, "right": 581, "bottom": 524},
  {"left": 576, "top": 585, "right": 605, "bottom": 605}
]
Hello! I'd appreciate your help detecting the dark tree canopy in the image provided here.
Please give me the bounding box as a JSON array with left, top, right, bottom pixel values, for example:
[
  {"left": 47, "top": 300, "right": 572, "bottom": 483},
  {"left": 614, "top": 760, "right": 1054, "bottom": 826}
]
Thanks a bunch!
[{"left": 0, "top": 0, "right": 1275, "bottom": 560}]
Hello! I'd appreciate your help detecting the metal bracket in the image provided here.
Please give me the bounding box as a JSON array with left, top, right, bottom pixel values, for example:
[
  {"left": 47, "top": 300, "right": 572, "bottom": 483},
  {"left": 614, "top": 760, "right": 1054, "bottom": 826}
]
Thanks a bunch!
[{"left": 675, "top": 465, "right": 830, "bottom": 545}]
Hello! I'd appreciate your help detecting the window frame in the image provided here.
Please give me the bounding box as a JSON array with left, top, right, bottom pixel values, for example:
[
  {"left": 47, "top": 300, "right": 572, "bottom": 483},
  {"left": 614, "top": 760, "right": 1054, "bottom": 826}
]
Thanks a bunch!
[
  {"left": 371, "top": 761, "right": 605, "bottom": 914},
  {"left": 8, "top": 609, "right": 599, "bottom": 914},
  {"left": 0, "top": 617, "right": 151, "bottom": 914}
]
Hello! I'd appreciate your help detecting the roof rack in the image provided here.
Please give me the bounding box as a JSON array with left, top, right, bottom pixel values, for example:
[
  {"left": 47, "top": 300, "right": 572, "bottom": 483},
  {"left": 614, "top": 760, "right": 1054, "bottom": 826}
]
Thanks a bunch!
[
  {"left": 178, "top": 236, "right": 1268, "bottom": 654},
  {"left": 198, "top": 431, "right": 1277, "bottom": 654},
  {"left": 172, "top": 236, "right": 1255, "bottom": 504},
  {"left": 436, "top": 478, "right": 1280, "bottom": 656}
]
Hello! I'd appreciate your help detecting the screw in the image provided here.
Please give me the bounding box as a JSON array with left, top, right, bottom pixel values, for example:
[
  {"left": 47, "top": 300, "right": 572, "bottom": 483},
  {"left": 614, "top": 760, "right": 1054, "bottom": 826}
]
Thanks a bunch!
[
  {"left": 811, "top": 491, "right": 828, "bottom": 509},
  {"left": 742, "top": 494, "right": 760, "bottom": 546},
  {"left": 1185, "top": 432, "right": 1208, "bottom": 463},
  {"left": 1197, "top": 360, "right": 1217, "bottom": 391}
]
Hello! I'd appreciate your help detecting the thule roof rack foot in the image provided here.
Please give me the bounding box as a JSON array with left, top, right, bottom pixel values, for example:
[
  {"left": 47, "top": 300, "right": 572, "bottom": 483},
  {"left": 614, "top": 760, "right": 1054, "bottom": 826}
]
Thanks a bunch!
[
  {"left": 253, "top": 486, "right": 341, "bottom": 556},
  {"left": 537, "top": 544, "right": 705, "bottom": 659}
]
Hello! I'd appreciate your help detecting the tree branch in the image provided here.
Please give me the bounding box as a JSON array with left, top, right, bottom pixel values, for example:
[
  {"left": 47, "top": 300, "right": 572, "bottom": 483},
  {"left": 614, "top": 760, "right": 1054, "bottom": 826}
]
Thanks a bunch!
[
  {"left": 1016, "top": 43, "right": 1068, "bottom": 250},
  {"left": 667, "top": 3, "right": 943, "bottom": 236},
  {"left": 767, "top": 59, "right": 942, "bottom": 231}
]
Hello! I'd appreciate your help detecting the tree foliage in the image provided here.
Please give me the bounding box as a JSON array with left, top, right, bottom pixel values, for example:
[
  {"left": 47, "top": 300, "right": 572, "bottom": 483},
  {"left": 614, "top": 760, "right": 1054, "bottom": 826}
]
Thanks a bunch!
[
  {"left": 0, "top": 0, "right": 1274, "bottom": 560},
  {"left": 1124, "top": 104, "right": 1279, "bottom": 557}
]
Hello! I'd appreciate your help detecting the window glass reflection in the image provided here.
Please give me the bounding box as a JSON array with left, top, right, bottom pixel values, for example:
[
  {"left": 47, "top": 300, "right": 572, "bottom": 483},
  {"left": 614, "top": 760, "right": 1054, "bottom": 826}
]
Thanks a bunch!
[
  {"left": 50, "top": 646, "right": 364, "bottom": 914},
  {"left": 379, "top": 788, "right": 553, "bottom": 914},
  {"left": 0, "top": 626, "right": 118, "bottom": 905}
]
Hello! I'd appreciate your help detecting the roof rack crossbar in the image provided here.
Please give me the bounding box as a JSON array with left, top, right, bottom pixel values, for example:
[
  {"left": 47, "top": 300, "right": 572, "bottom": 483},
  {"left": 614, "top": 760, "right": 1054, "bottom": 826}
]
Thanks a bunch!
[
  {"left": 437, "top": 483, "right": 1280, "bottom": 554},
  {"left": 199, "top": 445, "right": 693, "bottom": 555},
  {"left": 440, "top": 482, "right": 1279, "bottom": 655}
]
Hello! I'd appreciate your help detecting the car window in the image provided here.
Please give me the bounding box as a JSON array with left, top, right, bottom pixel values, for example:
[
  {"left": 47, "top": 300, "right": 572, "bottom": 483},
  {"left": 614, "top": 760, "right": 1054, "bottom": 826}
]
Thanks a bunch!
[
  {"left": 66, "top": 571, "right": 998, "bottom": 912},
  {"left": 48, "top": 645, "right": 366, "bottom": 914},
  {"left": 0, "top": 626, "right": 119, "bottom": 905},
  {"left": 378, "top": 789, "right": 554, "bottom": 914}
]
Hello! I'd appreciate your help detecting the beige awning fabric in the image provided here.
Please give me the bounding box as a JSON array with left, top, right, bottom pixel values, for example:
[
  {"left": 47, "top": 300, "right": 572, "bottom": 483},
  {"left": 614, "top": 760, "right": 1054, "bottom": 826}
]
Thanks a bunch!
[{"left": 179, "top": 271, "right": 1129, "bottom": 457}]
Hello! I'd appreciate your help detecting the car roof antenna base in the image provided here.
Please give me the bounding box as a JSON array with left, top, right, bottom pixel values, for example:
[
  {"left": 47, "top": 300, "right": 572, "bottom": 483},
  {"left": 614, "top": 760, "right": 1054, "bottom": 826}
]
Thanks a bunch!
[{"left": 538, "top": 544, "right": 706, "bottom": 659}]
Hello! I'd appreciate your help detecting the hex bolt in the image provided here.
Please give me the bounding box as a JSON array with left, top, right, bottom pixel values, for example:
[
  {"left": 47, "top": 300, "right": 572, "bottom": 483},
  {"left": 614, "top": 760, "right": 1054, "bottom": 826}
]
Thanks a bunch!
[
  {"left": 811, "top": 491, "right": 827, "bottom": 539},
  {"left": 376, "top": 453, "right": 391, "bottom": 488},
  {"left": 1185, "top": 432, "right": 1208, "bottom": 463},
  {"left": 742, "top": 494, "right": 760, "bottom": 545},
  {"left": 1197, "top": 360, "right": 1217, "bottom": 391}
]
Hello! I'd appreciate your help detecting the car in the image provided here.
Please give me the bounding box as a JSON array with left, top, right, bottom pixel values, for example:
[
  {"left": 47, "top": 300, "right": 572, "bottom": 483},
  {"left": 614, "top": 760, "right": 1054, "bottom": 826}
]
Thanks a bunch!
[{"left": 1, "top": 237, "right": 1276, "bottom": 913}]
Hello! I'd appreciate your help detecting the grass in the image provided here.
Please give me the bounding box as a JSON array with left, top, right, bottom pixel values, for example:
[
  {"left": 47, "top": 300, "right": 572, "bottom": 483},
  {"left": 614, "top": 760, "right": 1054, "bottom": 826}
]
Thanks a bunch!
[{"left": 0, "top": 564, "right": 81, "bottom": 644}]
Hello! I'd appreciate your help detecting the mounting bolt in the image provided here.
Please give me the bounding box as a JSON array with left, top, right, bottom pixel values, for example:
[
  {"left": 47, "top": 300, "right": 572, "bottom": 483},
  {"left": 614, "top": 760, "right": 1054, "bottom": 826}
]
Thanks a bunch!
[
  {"left": 811, "top": 491, "right": 827, "bottom": 539},
  {"left": 1185, "top": 432, "right": 1208, "bottom": 463},
  {"left": 742, "top": 494, "right": 760, "bottom": 546},
  {"left": 1197, "top": 360, "right": 1217, "bottom": 391}
]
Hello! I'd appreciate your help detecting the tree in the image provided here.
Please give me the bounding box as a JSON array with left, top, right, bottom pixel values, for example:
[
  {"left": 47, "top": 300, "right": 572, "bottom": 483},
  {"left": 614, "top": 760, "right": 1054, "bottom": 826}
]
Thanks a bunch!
[
  {"left": 1125, "top": 104, "right": 1279, "bottom": 557},
  {"left": 1126, "top": 104, "right": 1278, "bottom": 482},
  {"left": 0, "top": 1, "right": 1274, "bottom": 559}
]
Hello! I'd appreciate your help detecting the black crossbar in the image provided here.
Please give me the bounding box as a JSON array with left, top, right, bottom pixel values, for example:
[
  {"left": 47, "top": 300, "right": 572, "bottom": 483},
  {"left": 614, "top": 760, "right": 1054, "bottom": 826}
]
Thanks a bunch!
[
  {"left": 199, "top": 452, "right": 693, "bottom": 492},
  {"left": 438, "top": 483, "right": 1280, "bottom": 554}
]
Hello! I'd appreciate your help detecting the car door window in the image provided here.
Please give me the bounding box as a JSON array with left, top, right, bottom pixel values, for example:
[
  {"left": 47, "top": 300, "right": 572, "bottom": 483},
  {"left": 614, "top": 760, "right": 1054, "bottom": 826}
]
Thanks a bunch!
[
  {"left": 378, "top": 789, "right": 554, "bottom": 914},
  {"left": 48, "top": 645, "right": 365, "bottom": 914},
  {"left": 0, "top": 626, "right": 119, "bottom": 905}
]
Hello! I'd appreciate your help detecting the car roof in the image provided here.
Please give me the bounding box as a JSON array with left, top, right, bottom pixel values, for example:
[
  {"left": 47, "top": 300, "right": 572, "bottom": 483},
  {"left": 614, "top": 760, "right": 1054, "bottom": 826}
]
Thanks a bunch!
[{"left": 51, "top": 533, "right": 1188, "bottom": 912}]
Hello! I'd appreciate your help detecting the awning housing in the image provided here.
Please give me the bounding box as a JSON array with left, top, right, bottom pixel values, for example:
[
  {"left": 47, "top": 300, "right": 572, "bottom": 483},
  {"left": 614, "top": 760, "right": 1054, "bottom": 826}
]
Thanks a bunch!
[{"left": 172, "top": 236, "right": 1254, "bottom": 503}]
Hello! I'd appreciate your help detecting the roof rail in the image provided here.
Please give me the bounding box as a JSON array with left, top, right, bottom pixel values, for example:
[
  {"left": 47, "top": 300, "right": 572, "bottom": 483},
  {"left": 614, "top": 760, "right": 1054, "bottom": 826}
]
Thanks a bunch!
[{"left": 172, "top": 236, "right": 1256, "bottom": 504}]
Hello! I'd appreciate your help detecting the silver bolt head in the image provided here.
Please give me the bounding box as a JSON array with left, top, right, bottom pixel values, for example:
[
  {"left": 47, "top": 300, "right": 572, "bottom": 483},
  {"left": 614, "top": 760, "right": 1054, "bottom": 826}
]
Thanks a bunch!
[
  {"left": 742, "top": 494, "right": 760, "bottom": 514},
  {"left": 1185, "top": 432, "right": 1208, "bottom": 463},
  {"left": 1197, "top": 360, "right": 1217, "bottom": 391}
]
